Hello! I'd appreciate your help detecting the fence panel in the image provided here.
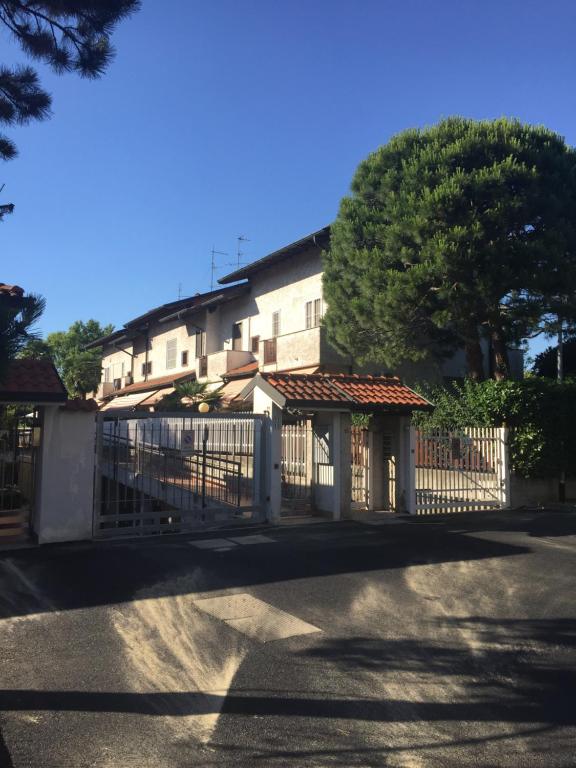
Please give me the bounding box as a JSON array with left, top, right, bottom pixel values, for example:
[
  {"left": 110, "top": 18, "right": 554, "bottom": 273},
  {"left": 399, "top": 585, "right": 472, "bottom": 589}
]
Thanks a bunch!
[
  {"left": 414, "top": 427, "right": 508, "bottom": 514},
  {"left": 94, "top": 412, "right": 266, "bottom": 538},
  {"left": 351, "top": 426, "right": 369, "bottom": 508},
  {"left": 281, "top": 419, "right": 312, "bottom": 514}
]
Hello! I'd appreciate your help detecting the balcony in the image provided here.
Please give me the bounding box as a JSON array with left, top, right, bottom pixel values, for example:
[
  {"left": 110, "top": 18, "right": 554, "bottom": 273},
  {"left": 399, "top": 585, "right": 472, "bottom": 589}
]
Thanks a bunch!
[{"left": 196, "top": 349, "right": 255, "bottom": 380}]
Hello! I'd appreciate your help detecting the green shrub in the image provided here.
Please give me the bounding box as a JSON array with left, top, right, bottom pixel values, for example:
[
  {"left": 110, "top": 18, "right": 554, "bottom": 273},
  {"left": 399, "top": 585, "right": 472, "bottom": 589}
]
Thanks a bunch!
[{"left": 412, "top": 378, "right": 576, "bottom": 479}]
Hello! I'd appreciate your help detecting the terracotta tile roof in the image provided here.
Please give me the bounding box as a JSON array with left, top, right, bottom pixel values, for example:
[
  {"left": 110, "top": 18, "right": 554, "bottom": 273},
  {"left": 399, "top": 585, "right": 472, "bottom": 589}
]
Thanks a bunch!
[
  {"left": 0, "top": 283, "right": 24, "bottom": 297},
  {"left": 260, "top": 373, "right": 432, "bottom": 411},
  {"left": 107, "top": 370, "right": 195, "bottom": 398},
  {"left": 0, "top": 359, "right": 67, "bottom": 403},
  {"left": 223, "top": 361, "right": 259, "bottom": 379},
  {"left": 60, "top": 398, "right": 99, "bottom": 412}
]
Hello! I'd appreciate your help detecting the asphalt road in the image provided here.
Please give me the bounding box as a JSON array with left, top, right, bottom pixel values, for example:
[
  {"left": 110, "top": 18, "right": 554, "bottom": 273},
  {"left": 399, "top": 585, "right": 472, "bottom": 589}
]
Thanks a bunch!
[{"left": 0, "top": 509, "right": 575, "bottom": 767}]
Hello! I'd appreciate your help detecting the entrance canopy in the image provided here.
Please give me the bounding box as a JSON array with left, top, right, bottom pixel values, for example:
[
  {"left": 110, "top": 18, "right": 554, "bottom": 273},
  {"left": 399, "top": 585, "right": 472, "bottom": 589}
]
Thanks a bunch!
[
  {"left": 240, "top": 372, "right": 433, "bottom": 412},
  {"left": 0, "top": 359, "right": 67, "bottom": 404}
]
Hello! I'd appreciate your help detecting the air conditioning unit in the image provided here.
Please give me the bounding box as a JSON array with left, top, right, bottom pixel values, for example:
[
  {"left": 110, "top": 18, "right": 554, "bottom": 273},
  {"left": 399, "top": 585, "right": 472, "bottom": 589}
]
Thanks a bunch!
[{"left": 124, "top": 374, "right": 133, "bottom": 386}]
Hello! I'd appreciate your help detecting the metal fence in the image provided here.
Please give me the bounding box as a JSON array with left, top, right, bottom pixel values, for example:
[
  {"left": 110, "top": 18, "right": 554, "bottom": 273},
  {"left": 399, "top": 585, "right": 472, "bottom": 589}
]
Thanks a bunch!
[
  {"left": 0, "top": 411, "right": 40, "bottom": 542},
  {"left": 414, "top": 427, "right": 509, "bottom": 514},
  {"left": 94, "top": 412, "right": 265, "bottom": 538}
]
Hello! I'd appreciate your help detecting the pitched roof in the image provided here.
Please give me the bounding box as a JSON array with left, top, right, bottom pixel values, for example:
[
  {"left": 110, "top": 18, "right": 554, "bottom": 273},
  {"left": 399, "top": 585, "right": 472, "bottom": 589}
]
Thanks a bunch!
[
  {"left": 223, "top": 361, "right": 259, "bottom": 379},
  {"left": 86, "top": 284, "right": 250, "bottom": 350},
  {"left": 245, "top": 372, "right": 432, "bottom": 412},
  {"left": 0, "top": 283, "right": 24, "bottom": 297},
  {"left": 218, "top": 226, "right": 330, "bottom": 285},
  {"left": 0, "top": 359, "right": 67, "bottom": 403},
  {"left": 105, "top": 370, "right": 196, "bottom": 398}
]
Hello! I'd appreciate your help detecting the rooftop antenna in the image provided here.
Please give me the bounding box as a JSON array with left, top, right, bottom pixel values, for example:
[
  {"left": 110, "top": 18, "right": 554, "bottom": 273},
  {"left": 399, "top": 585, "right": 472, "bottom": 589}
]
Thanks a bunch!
[
  {"left": 237, "top": 234, "right": 250, "bottom": 268},
  {"left": 210, "top": 246, "right": 228, "bottom": 291},
  {"left": 177, "top": 282, "right": 183, "bottom": 300}
]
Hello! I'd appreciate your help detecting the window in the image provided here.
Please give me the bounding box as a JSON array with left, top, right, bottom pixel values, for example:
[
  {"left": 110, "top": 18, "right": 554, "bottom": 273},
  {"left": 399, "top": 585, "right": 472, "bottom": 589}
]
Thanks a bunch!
[
  {"left": 166, "top": 338, "right": 177, "bottom": 369},
  {"left": 251, "top": 335, "right": 260, "bottom": 353},
  {"left": 181, "top": 350, "right": 189, "bottom": 367},
  {"left": 199, "top": 355, "right": 208, "bottom": 377},
  {"left": 195, "top": 330, "right": 206, "bottom": 358},
  {"left": 141, "top": 361, "right": 152, "bottom": 376},
  {"left": 272, "top": 311, "right": 280, "bottom": 337},
  {"left": 232, "top": 321, "right": 243, "bottom": 351},
  {"left": 263, "top": 338, "right": 277, "bottom": 364},
  {"left": 103, "top": 367, "right": 110, "bottom": 383},
  {"left": 305, "top": 298, "right": 322, "bottom": 329}
]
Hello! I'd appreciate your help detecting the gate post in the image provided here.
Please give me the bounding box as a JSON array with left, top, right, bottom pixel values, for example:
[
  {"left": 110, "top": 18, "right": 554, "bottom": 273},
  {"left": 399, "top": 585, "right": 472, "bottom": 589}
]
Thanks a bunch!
[
  {"left": 252, "top": 388, "right": 282, "bottom": 522},
  {"left": 500, "top": 427, "right": 511, "bottom": 508},
  {"left": 407, "top": 425, "right": 417, "bottom": 515}
]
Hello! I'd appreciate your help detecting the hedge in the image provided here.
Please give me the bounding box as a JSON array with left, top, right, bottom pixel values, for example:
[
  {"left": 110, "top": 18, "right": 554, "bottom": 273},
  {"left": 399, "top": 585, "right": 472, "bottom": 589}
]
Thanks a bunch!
[{"left": 412, "top": 378, "right": 576, "bottom": 479}]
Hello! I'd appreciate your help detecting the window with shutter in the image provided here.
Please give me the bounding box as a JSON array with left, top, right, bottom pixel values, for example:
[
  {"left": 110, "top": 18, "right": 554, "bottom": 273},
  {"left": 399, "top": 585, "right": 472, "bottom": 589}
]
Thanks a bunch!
[
  {"left": 272, "top": 311, "right": 280, "bottom": 337},
  {"left": 166, "top": 338, "right": 177, "bottom": 369}
]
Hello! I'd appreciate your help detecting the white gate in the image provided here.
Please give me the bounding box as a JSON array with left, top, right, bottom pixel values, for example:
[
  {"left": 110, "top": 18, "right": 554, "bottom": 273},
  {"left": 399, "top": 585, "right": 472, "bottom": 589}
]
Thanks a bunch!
[
  {"left": 351, "top": 426, "right": 369, "bottom": 508},
  {"left": 93, "top": 412, "right": 266, "bottom": 538},
  {"left": 281, "top": 419, "right": 312, "bottom": 514},
  {"left": 413, "top": 427, "right": 509, "bottom": 514}
]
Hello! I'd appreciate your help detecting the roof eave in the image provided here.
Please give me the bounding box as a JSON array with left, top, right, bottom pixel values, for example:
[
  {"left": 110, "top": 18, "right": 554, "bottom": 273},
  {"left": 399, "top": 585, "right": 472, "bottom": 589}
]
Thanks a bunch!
[{"left": 218, "top": 226, "right": 331, "bottom": 285}]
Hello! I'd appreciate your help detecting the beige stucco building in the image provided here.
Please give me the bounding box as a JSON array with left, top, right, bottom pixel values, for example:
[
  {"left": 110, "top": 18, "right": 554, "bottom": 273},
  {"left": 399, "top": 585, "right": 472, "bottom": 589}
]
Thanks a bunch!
[{"left": 89, "top": 225, "right": 522, "bottom": 412}]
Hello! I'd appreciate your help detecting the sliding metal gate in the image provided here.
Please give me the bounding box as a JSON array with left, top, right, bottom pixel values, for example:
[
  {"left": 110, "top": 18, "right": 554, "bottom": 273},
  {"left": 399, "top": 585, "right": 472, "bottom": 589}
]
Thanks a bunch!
[
  {"left": 414, "top": 427, "right": 509, "bottom": 514},
  {"left": 93, "top": 412, "right": 266, "bottom": 538}
]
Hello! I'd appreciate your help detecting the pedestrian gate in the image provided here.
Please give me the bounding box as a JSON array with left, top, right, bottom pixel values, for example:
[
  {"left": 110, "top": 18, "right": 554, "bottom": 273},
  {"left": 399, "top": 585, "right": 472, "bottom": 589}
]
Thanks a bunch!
[
  {"left": 93, "top": 413, "right": 266, "bottom": 538},
  {"left": 413, "top": 427, "right": 509, "bottom": 514}
]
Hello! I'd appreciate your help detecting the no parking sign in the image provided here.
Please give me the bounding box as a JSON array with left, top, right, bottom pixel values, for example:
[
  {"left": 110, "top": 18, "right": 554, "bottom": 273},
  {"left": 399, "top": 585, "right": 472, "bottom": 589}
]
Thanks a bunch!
[{"left": 181, "top": 429, "right": 195, "bottom": 454}]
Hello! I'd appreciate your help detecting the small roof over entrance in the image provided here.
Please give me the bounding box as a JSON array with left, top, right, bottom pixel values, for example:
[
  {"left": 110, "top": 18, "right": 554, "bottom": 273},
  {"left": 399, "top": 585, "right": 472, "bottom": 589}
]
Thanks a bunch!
[
  {"left": 0, "top": 359, "right": 67, "bottom": 404},
  {"left": 240, "top": 372, "right": 432, "bottom": 412}
]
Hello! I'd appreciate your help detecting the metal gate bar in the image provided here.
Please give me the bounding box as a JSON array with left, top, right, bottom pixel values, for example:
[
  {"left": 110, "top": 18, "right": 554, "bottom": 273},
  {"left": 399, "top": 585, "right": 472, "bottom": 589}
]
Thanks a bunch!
[{"left": 93, "top": 412, "right": 265, "bottom": 538}]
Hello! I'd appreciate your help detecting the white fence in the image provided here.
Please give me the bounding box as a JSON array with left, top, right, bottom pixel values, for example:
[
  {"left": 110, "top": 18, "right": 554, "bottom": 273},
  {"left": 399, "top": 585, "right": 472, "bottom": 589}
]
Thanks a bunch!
[{"left": 413, "top": 427, "right": 509, "bottom": 514}]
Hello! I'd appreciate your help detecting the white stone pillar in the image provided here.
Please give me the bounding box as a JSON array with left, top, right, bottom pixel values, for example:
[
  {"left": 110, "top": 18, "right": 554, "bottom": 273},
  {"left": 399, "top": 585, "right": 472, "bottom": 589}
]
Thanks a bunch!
[
  {"left": 252, "top": 388, "right": 282, "bottom": 522},
  {"left": 35, "top": 406, "right": 97, "bottom": 544},
  {"left": 332, "top": 412, "right": 352, "bottom": 520}
]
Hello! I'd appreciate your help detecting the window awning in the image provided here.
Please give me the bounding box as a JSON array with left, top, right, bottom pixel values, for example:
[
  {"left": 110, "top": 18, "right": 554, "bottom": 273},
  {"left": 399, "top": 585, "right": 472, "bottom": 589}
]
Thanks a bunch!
[{"left": 100, "top": 390, "right": 160, "bottom": 411}]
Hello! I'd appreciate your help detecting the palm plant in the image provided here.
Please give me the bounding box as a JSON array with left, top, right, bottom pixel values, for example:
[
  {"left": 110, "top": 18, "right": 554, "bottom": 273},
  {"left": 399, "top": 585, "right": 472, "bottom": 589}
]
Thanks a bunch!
[
  {"left": 156, "top": 380, "right": 222, "bottom": 411},
  {"left": 0, "top": 292, "right": 45, "bottom": 384}
]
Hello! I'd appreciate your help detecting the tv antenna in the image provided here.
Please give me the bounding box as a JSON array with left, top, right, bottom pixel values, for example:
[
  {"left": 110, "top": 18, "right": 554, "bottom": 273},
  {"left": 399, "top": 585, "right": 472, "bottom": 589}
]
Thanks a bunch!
[
  {"left": 210, "top": 246, "right": 228, "bottom": 290},
  {"left": 236, "top": 235, "right": 250, "bottom": 268}
]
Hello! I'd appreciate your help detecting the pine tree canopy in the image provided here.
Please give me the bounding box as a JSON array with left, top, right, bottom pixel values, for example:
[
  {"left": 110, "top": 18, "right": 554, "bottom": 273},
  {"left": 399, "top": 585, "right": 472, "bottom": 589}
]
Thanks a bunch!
[
  {"left": 322, "top": 117, "right": 576, "bottom": 381},
  {"left": 0, "top": 1, "right": 139, "bottom": 159}
]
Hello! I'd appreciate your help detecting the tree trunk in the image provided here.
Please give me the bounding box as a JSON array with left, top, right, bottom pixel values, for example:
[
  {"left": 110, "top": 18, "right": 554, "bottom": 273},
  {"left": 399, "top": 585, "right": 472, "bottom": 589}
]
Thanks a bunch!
[
  {"left": 490, "top": 322, "right": 510, "bottom": 381},
  {"left": 465, "top": 331, "right": 485, "bottom": 381}
]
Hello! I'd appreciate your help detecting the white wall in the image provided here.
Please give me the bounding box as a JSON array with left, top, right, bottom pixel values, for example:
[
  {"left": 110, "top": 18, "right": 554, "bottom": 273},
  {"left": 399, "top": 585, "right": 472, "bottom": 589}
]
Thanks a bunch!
[{"left": 35, "top": 407, "right": 96, "bottom": 544}]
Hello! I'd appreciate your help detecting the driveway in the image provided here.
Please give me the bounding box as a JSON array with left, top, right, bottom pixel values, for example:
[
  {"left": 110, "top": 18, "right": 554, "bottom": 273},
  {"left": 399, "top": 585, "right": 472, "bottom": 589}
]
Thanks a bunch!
[{"left": 0, "top": 509, "right": 575, "bottom": 767}]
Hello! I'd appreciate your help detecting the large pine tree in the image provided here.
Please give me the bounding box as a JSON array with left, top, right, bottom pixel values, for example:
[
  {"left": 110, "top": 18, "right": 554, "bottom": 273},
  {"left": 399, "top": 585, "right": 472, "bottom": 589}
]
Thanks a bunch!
[
  {"left": 0, "top": 1, "right": 139, "bottom": 159},
  {"left": 323, "top": 118, "right": 576, "bottom": 380}
]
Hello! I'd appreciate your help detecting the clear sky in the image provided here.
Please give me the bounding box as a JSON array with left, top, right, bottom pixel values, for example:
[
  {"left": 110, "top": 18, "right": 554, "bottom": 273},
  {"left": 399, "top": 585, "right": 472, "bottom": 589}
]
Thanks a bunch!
[{"left": 1, "top": 0, "right": 575, "bottom": 359}]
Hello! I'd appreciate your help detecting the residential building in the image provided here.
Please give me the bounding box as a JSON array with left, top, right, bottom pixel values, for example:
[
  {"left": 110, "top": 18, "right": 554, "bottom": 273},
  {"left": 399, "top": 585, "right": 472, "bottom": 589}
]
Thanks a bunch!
[{"left": 89, "top": 226, "right": 522, "bottom": 411}]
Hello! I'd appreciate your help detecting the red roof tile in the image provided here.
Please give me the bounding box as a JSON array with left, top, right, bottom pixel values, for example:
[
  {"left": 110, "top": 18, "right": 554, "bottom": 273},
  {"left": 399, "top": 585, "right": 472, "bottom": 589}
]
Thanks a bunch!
[
  {"left": 0, "top": 283, "right": 24, "bottom": 297},
  {"left": 260, "top": 373, "right": 431, "bottom": 411},
  {"left": 0, "top": 359, "right": 67, "bottom": 403},
  {"left": 224, "top": 361, "right": 259, "bottom": 379},
  {"left": 60, "top": 398, "right": 99, "bottom": 412}
]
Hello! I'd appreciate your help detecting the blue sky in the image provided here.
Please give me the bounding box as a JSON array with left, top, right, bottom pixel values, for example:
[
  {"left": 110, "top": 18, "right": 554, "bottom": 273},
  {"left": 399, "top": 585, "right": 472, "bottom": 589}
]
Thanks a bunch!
[{"left": 1, "top": 0, "right": 575, "bottom": 359}]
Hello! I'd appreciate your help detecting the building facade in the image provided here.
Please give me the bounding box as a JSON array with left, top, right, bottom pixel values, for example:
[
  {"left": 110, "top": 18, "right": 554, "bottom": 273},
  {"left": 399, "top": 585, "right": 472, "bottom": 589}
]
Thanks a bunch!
[{"left": 90, "top": 225, "right": 522, "bottom": 411}]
